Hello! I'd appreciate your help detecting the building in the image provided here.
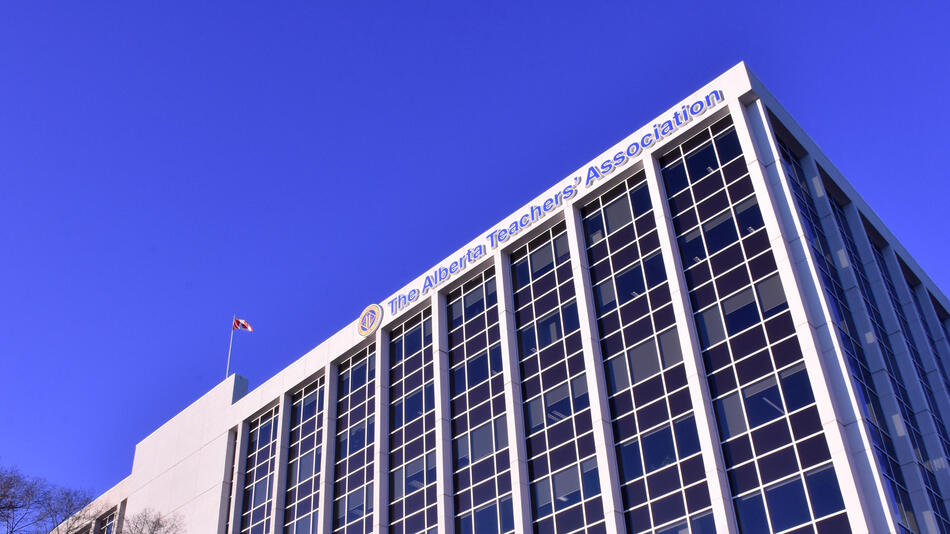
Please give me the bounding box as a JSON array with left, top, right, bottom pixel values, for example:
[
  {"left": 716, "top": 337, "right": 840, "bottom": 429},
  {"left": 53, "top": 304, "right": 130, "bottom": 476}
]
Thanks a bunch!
[{"left": 66, "top": 63, "right": 950, "bottom": 534}]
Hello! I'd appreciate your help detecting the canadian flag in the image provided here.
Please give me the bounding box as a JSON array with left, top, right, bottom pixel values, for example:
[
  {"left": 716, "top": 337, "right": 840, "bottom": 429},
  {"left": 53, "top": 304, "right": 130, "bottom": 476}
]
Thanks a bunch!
[{"left": 233, "top": 318, "right": 254, "bottom": 332}]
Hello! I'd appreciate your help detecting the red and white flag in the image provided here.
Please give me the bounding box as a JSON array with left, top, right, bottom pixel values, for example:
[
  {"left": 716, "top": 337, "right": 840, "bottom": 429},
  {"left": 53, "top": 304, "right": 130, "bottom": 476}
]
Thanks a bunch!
[{"left": 233, "top": 318, "right": 254, "bottom": 332}]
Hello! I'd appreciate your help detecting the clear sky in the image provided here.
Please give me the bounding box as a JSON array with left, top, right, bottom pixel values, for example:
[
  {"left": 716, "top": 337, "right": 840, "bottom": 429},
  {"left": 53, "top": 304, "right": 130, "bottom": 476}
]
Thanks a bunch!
[{"left": 1, "top": 2, "right": 948, "bottom": 496}]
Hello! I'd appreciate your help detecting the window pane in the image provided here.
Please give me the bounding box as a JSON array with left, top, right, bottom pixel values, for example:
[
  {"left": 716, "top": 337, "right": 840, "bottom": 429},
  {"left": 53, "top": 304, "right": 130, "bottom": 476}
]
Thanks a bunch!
[
  {"left": 471, "top": 423, "right": 494, "bottom": 462},
  {"left": 615, "top": 264, "right": 646, "bottom": 304},
  {"left": 765, "top": 478, "right": 810, "bottom": 532},
  {"left": 404, "top": 388, "right": 424, "bottom": 424},
  {"left": 604, "top": 196, "right": 633, "bottom": 234},
  {"left": 696, "top": 306, "right": 725, "bottom": 348},
  {"left": 562, "top": 300, "right": 580, "bottom": 334},
  {"left": 474, "top": 503, "right": 499, "bottom": 534},
  {"left": 674, "top": 415, "right": 700, "bottom": 457},
  {"left": 686, "top": 142, "right": 718, "bottom": 180},
  {"left": 742, "top": 377, "right": 784, "bottom": 428},
  {"left": 594, "top": 280, "right": 618, "bottom": 314},
  {"left": 734, "top": 493, "right": 768, "bottom": 534},
  {"left": 513, "top": 259, "right": 531, "bottom": 290},
  {"left": 805, "top": 466, "right": 845, "bottom": 518},
  {"left": 642, "top": 426, "right": 676, "bottom": 472},
  {"left": 467, "top": 352, "right": 489, "bottom": 387},
  {"left": 628, "top": 339, "right": 660, "bottom": 384},
  {"left": 605, "top": 355, "right": 630, "bottom": 393},
  {"left": 780, "top": 363, "right": 814, "bottom": 412},
  {"left": 734, "top": 199, "right": 764, "bottom": 235},
  {"left": 580, "top": 458, "right": 600, "bottom": 498},
  {"left": 454, "top": 436, "right": 470, "bottom": 468},
  {"left": 525, "top": 397, "right": 544, "bottom": 434},
  {"left": 405, "top": 457, "right": 425, "bottom": 493},
  {"left": 643, "top": 252, "right": 666, "bottom": 287},
  {"left": 663, "top": 161, "right": 689, "bottom": 196},
  {"left": 532, "top": 479, "right": 552, "bottom": 517},
  {"left": 450, "top": 300, "right": 464, "bottom": 331},
  {"left": 518, "top": 326, "right": 536, "bottom": 358},
  {"left": 658, "top": 327, "right": 682, "bottom": 368},
  {"left": 536, "top": 312, "right": 562, "bottom": 348},
  {"left": 554, "top": 234, "right": 570, "bottom": 263},
  {"left": 571, "top": 376, "right": 589, "bottom": 412},
  {"left": 703, "top": 212, "right": 738, "bottom": 255},
  {"left": 584, "top": 212, "right": 605, "bottom": 244},
  {"left": 722, "top": 288, "right": 760, "bottom": 335},
  {"left": 553, "top": 467, "right": 582, "bottom": 510},
  {"left": 630, "top": 183, "right": 652, "bottom": 216},
  {"left": 531, "top": 245, "right": 555, "bottom": 278},
  {"left": 465, "top": 288, "right": 485, "bottom": 319},
  {"left": 545, "top": 384, "right": 572, "bottom": 425},
  {"left": 679, "top": 229, "right": 706, "bottom": 267},
  {"left": 715, "top": 130, "right": 742, "bottom": 164},
  {"left": 755, "top": 275, "right": 788, "bottom": 318},
  {"left": 714, "top": 392, "right": 747, "bottom": 439},
  {"left": 618, "top": 439, "right": 643, "bottom": 482}
]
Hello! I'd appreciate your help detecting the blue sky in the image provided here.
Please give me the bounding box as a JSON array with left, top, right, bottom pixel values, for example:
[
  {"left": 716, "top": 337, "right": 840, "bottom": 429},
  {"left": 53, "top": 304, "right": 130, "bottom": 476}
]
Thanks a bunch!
[{"left": 1, "top": 2, "right": 948, "bottom": 496}]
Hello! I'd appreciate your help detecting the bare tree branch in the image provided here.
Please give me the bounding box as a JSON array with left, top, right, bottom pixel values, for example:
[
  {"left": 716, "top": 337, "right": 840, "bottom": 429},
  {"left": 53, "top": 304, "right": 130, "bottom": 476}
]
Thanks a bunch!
[{"left": 121, "top": 509, "right": 183, "bottom": 534}]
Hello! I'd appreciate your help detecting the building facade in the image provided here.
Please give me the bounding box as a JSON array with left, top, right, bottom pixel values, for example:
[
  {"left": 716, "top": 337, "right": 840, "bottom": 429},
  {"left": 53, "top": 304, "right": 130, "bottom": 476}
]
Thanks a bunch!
[{"left": 69, "top": 63, "right": 950, "bottom": 534}]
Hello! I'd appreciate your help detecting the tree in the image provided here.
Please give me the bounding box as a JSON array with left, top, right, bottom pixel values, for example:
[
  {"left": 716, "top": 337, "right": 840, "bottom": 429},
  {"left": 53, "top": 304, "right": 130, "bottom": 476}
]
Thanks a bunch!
[
  {"left": 0, "top": 465, "right": 93, "bottom": 534},
  {"left": 120, "top": 509, "right": 183, "bottom": 534}
]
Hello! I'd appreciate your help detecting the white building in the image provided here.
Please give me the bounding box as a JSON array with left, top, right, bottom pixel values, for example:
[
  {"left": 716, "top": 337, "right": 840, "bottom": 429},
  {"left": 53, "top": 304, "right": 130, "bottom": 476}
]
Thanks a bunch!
[{"left": 69, "top": 63, "right": 950, "bottom": 534}]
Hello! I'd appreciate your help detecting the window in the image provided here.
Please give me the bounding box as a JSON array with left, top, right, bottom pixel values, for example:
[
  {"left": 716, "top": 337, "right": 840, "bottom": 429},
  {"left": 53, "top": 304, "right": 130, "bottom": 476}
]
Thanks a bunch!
[
  {"left": 628, "top": 339, "right": 660, "bottom": 384},
  {"left": 755, "top": 275, "right": 787, "bottom": 318},
  {"left": 642, "top": 426, "right": 676, "bottom": 472},
  {"left": 703, "top": 212, "right": 739, "bottom": 255},
  {"left": 743, "top": 377, "right": 784, "bottom": 428},
  {"left": 696, "top": 306, "right": 725, "bottom": 348},
  {"left": 715, "top": 392, "right": 747, "bottom": 439},
  {"left": 765, "top": 478, "right": 811, "bottom": 531},
  {"left": 604, "top": 196, "right": 633, "bottom": 233},
  {"left": 779, "top": 364, "right": 814, "bottom": 412},
  {"left": 722, "top": 288, "right": 760, "bottom": 335}
]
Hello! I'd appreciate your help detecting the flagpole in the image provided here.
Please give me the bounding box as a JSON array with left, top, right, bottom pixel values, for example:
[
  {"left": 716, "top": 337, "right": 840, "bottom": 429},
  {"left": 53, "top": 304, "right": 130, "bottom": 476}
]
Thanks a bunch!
[{"left": 226, "top": 314, "right": 235, "bottom": 378}]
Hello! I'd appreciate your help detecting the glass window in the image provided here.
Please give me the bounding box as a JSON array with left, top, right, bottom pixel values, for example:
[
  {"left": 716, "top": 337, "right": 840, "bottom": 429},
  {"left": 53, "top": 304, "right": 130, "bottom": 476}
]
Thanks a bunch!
[
  {"left": 743, "top": 377, "right": 784, "bottom": 428},
  {"left": 715, "top": 392, "right": 747, "bottom": 439},
  {"left": 553, "top": 467, "right": 582, "bottom": 510},
  {"left": 663, "top": 161, "right": 689, "bottom": 196},
  {"left": 467, "top": 352, "right": 489, "bottom": 388},
  {"left": 513, "top": 258, "right": 531, "bottom": 290},
  {"left": 734, "top": 493, "right": 768, "bottom": 534},
  {"left": 755, "top": 275, "right": 787, "bottom": 318},
  {"left": 545, "top": 384, "right": 572, "bottom": 425},
  {"left": 405, "top": 456, "right": 425, "bottom": 494},
  {"left": 674, "top": 415, "right": 700, "bottom": 457},
  {"left": 531, "top": 245, "right": 555, "bottom": 278},
  {"left": 618, "top": 439, "right": 643, "bottom": 481},
  {"left": 630, "top": 183, "right": 652, "bottom": 216},
  {"left": 779, "top": 363, "right": 814, "bottom": 412},
  {"left": 734, "top": 199, "right": 764, "bottom": 235},
  {"left": 571, "top": 376, "right": 589, "bottom": 412},
  {"left": 604, "top": 196, "right": 633, "bottom": 233},
  {"left": 554, "top": 234, "right": 570, "bottom": 263},
  {"left": 686, "top": 142, "right": 718, "bottom": 180},
  {"left": 696, "top": 306, "right": 725, "bottom": 348},
  {"left": 585, "top": 212, "right": 606, "bottom": 244},
  {"left": 658, "top": 327, "right": 682, "bottom": 368},
  {"left": 628, "top": 339, "right": 660, "bottom": 384},
  {"left": 722, "top": 288, "right": 760, "bottom": 335},
  {"left": 525, "top": 397, "right": 544, "bottom": 434},
  {"left": 605, "top": 355, "right": 630, "bottom": 393},
  {"left": 500, "top": 497, "right": 514, "bottom": 532},
  {"left": 679, "top": 229, "right": 706, "bottom": 267},
  {"left": 450, "top": 300, "right": 464, "bottom": 331},
  {"left": 518, "top": 325, "right": 536, "bottom": 358},
  {"left": 471, "top": 422, "right": 494, "bottom": 462},
  {"left": 536, "top": 312, "right": 562, "bottom": 348},
  {"left": 703, "top": 212, "right": 739, "bottom": 255},
  {"left": 805, "top": 465, "right": 845, "bottom": 518},
  {"left": 454, "top": 436, "right": 470, "bottom": 468},
  {"left": 615, "top": 264, "right": 646, "bottom": 304},
  {"left": 404, "top": 388, "right": 424, "bottom": 424},
  {"left": 765, "top": 478, "right": 811, "bottom": 532},
  {"left": 580, "top": 458, "right": 600, "bottom": 498},
  {"left": 532, "top": 479, "right": 552, "bottom": 517},
  {"left": 562, "top": 301, "right": 580, "bottom": 334},
  {"left": 473, "top": 503, "right": 498, "bottom": 534},
  {"left": 715, "top": 130, "right": 742, "bottom": 164},
  {"left": 643, "top": 252, "right": 666, "bottom": 287},
  {"left": 464, "top": 288, "right": 485, "bottom": 319},
  {"left": 494, "top": 417, "right": 508, "bottom": 449},
  {"left": 691, "top": 511, "right": 716, "bottom": 534},
  {"left": 347, "top": 488, "right": 364, "bottom": 523},
  {"left": 594, "top": 280, "right": 617, "bottom": 314},
  {"left": 404, "top": 325, "right": 422, "bottom": 356},
  {"left": 642, "top": 425, "right": 676, "bottom": 472}
]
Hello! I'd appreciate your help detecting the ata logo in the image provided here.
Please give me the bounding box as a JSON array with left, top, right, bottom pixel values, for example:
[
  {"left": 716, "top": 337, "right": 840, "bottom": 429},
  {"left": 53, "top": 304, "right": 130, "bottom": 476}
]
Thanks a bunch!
[{"left": 357, "top": 304, "right": 383, "bottom": 337}]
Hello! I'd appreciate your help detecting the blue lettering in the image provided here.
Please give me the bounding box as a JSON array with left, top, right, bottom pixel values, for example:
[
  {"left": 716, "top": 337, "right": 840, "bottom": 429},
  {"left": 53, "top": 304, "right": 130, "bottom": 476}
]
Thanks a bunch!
[
  {"left": 421, "top": 276, "right": 435, "bottom": 294},
  {"left": 562, "top": 184, "right": 577, "bottom": 200},
  {"left": 689, "top": 100, "right": 705, "bottom": 115},
  {"left": 543, "top": 198, "right": 555, "bottom": 212},
  {"left": 487, "top": 229, "right": 501, "bottom": 248},
  {"left": 508, "top": 221, "right": 519, "bottom": 235},
  {"left": 613, "top": 151, "right": 626, "bottom": 167},
  {"left": 600, "top": 160, "right": 614, "bottom": 175},
  {"left": 626, "top": 142, "right": 641, "bottom": 157},
  {"left": 641, "top": 133, "right": 654, "bottom": 148},
  {"left": 408, "top": 289, "right": 419, "bottom": 302},
  {"left": 705, "top": 89, "right": 723, "bottom": 107},
  {"left": 519, "top": 213, "right": 530, "bottom": 228},
  {"left": 497, "top": 228, "right": 508, "bottom": 242},
  {"left": 660, "top": 120, "right": 674, "bottom": 136},
  {"left": 585, "top": 166, "right": 601, "bottom": 186},
  {"left": 531, "top": 204, "right": 543, "bottom": 221}
]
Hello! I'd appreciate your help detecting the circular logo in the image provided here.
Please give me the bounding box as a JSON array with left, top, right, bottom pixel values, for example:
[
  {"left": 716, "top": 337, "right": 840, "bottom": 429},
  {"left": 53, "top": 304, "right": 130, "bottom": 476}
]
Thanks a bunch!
[{"left": 357, "top": 304, "right": 383, "bottom": 337}]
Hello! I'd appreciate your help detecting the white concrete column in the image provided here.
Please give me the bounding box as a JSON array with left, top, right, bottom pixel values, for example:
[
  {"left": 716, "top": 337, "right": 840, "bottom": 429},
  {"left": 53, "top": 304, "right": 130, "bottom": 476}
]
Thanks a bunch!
[
  {"left": 372, "top": 329, "right": 391, "bottom": 534},
  {"left": 217, "top": 427, "right": 239, "bottom": 534},
  {"left": 228, "top": 421, "right": 250, "bottom": 534},
  {"left": 740, "top": 97, "right": 887, "bottom": 533},
  {"left": 493, "top": 250, "right": 533, "bottom": 533},
  {"left": 430, "top": 290, "right": 456, "bottom": 533},
  {"left": 316, "top": 364, "right": 339, "bottom": 534},
  {"left": 270, "top": 393, "right": 293, "bottom": 534},
  {"left": 641, "top": 153, "right": 735, "bottom": 534},
  {"left": 562, "top": 205, "right": 623, "bottom": 534}
]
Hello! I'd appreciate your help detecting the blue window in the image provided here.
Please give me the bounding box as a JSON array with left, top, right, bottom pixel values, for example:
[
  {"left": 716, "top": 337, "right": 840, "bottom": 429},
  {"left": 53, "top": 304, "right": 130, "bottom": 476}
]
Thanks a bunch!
[
  {"left": 467, "top": 352, "right": 489, "bottom": 387},
  {"left": 765, "top": 478, "right": 811, "bottom": 531},
  {"left": 518, "top": 326, "right": 536, "bottom": 357},
  {"left": 679, "top": 229, "right": 706, "bottom": 267},
  {"left": 553, "top": 467, "right": 582, "bottom": 510},
  {"left": 630, "top": 183, "right": 652, "bottom": 217},
  {"left": 536, "top": 311, "right": 562, "bottom": 348},
  {"left": 404, "top": 388, "right": 424, "bottom": 425},
  {"left": 474, "top": 503, "right": 498, "bottom": 534},
  {"left": 703, "top": 213, "right": 738, "bottom": 255},
  {"left": 465, "top": 289, "right": 485, "bottom": 319},
  {"left": 605, "top": 355, "right": 630, "bottom": 393},
  {"left": 513, "top": 258, "right": 531, "bottom": 290},
  {"left": 805, "top": 466, "right": 845, "bottom": 518},
  {"left": 734, "top": 493, "right": 768, "bottom": 534},
  {"left": 779, "top": 364, "right": 814, "bottom": 412},
  {"left": 743, "top": 377, "right": 784, "bottom": 428},
  {"left": 604, "top": 196, "right": 633, "bottom": 234},
  {"left": 530, "top": 245, "right": 555, "bottom": 278},
  {"left": 618, "top": 439, "right": 643, "bottom": 482},
  {"left": 722, "top": 288, "right": 760, "bottom": 335},
  {"left": 562, "top": 301, "right": 580, "bottom": 335},
  {"left": 643, "top": 252, "right": 666, "bottom": 287},
  {"left": 615, "top": 265, "right": 646, "bottom": 304},
  {"left": 470, "top": 423, "right": 494, "bottom": 462},
  {"left": 594, "top": 281, "right": 617, "bottom": 314},
  {"left": 715, "top": 130, "right": 742, "bottom": 164},
  {"left": 755, "top": 274, "right": 787, "bottom": 318},
  {"left": 714, "top": 392, "right": 747, "bottom": 439},
  {"left": 696, "top": 306, "right": 725, "bottom": 349},
  {"left": 734, "top": 199, "right": 764, "bottom": 236},
  {"left": 585, "top": 212, "right": 606, "bottom": 243},
  {"left": 642, "top": 425, "right": 676, "bottom": 472},
  {"left": 686, "top": 142, "right": 718, "bottom": 180},
  {"left": 674, "top": 415, "right": 700, "bottom": 457},
  {"left": 545, "top": 384, "right": 572, "bottom": 425},
  {"left": 532, "top": 479, "right": 552, "bottom": 517}
]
